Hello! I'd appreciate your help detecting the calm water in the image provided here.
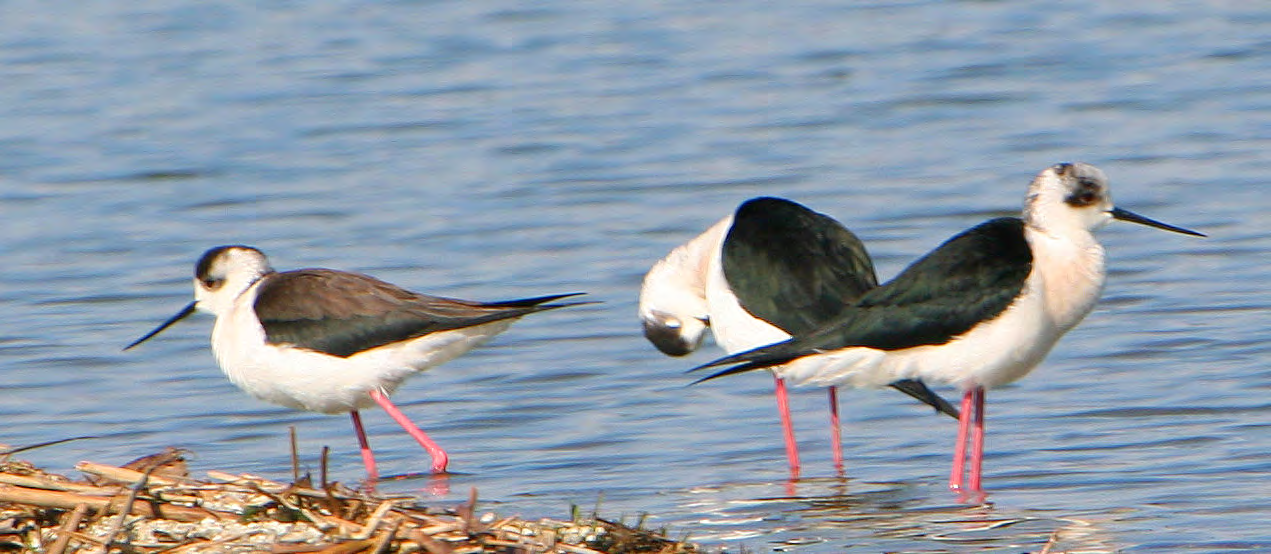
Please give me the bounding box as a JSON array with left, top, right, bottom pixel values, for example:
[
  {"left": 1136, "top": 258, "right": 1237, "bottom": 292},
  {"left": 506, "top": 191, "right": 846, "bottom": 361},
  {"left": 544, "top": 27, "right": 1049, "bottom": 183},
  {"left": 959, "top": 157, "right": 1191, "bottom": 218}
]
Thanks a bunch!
[{"left": 2, "top": 1, "right": 1268, "bottom": 551}]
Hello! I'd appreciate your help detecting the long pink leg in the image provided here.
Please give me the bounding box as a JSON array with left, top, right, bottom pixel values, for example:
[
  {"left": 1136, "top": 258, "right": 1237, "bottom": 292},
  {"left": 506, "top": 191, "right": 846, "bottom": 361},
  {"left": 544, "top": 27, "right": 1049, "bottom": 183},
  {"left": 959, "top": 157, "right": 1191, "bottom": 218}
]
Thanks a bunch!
[
  {"left": 772, "top": 375, "right": 801, "bottom": 479},
  {"left": 967, "top": 387, "right": 986, "bottom": 492},
  {"left": 369, "top": 389, "right": 449, "bottom": 474},
  {"left": 949, "top": 389, "right": 975, "bottom": 492},
  {"left": 350, "top": 410, "right": 379, "bottom": 482},
  {"left": 828, "top": 386, "right": 843, "bottom": 474}
]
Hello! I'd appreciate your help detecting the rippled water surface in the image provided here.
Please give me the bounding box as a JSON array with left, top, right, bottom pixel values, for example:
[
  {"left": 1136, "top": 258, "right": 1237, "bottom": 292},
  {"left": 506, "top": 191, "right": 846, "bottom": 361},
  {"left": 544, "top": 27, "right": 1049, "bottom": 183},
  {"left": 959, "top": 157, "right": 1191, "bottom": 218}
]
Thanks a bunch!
[{"left": 2, "top": 2, "right": 1268, "bottom": 551}]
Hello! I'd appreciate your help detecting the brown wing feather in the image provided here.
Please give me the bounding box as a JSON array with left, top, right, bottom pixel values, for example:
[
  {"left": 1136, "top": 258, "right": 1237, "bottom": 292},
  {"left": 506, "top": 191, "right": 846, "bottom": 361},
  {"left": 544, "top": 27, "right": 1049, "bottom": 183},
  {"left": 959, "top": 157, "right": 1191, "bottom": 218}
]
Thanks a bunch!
[{"left": 253, "top": 269, "right": 581, "bottom": 357}]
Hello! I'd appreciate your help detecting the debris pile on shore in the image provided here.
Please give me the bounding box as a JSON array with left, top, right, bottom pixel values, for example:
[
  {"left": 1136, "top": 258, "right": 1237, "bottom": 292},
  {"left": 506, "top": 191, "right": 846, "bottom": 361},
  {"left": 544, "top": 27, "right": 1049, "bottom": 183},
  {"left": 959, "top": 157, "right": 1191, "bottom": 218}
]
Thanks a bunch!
[{"left": 0, "top": 448, "right": 696, "bottom": 553}]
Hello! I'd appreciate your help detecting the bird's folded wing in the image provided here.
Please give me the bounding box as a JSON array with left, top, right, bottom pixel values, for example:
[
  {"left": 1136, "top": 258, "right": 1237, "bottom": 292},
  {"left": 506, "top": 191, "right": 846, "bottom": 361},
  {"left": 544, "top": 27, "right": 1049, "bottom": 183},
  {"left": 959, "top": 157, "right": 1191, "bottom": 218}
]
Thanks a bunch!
[
  {"left": 723, "top": 197, "right": 879, "bottom": 336},
  {"left": 255, "top": 269, "right": 581, "bottom": 357}
]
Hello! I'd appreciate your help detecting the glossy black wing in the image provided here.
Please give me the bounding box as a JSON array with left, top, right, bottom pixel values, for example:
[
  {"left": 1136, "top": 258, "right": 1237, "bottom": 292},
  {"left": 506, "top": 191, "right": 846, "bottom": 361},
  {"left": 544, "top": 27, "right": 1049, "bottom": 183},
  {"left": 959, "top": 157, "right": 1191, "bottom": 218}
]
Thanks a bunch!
[
  {"left": 695, "top": 217, "right": 1032, "bottom": 380},
  {"left": 722, "top": 197, "right": 878, "bottom": 336},
  {"left": 254, "top": 269, "right": 582, "bottom": 357},
  {"left": 721, "top": 197, "right": 959, "bottom": 417}
]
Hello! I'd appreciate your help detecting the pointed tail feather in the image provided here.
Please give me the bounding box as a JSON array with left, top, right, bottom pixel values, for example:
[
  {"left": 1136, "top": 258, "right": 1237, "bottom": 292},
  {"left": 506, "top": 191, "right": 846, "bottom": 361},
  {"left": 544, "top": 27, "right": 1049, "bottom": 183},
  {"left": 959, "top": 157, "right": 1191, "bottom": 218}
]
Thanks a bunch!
[
  {"left": 689, "top": 359, "right": 784, "bottom": 385},
  {"left": 486, "top": 292, "right": 590, "bottom": 308},
  {"left": 686, "top": 342, "right": 809, "bottom": 374},
  {"left": 687, "top": 340, "right": 820, "bottom": 385},
  {"left": 691, "top": 347, "right": 961, "bottom": 421},
  {"left": 888, "top": 379, "right": 960, "bottom": 419},
  {"left": 686, "top": 350, "right": 760, "bottom": 373}
]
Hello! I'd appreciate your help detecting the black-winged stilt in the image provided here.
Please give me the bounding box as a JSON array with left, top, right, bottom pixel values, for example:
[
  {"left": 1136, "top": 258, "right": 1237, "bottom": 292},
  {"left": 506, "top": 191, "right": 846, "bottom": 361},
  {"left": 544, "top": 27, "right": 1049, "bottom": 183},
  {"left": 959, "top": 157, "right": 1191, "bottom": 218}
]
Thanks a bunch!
[
  {"left": 126, "top": 245, "right": 585, "bottom": 481},
  {"left": 641, "top": 197, "right": 958, "bottom": 477},
  {"left": 691, "top": 164, "right": 1203, "bottom": 495}
]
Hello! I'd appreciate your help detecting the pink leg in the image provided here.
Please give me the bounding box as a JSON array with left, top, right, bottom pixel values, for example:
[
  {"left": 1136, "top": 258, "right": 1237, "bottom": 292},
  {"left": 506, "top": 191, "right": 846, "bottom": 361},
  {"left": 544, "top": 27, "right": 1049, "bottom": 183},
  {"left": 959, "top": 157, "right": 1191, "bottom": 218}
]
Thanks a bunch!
[
  {"left": 967, "top": 387, "right": 986, "bottom": 493},
  {"left": 949, "top": 389, "right": 975, "bottom": 492},
  {"left": 828, "top": 386, "right": 843, "bottom": 474},
  {"left": 349, "top": 410, "right": 379, "bottom": 482},
  {"left": 369, "top": 389, "right": 449, "bottom": 474},
  {"left": 772, "top": 375, "right": 801, "bottom": 479}
]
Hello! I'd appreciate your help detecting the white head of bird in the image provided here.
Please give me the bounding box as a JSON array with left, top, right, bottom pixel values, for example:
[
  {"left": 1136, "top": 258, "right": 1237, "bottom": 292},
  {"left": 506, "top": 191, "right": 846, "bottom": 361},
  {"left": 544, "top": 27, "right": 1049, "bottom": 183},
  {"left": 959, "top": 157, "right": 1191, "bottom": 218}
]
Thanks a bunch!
[
  {"left": 639, "top": 261, "right": 711, "bottom": 356},
  {"left": 1025, "top": 162, "right": 1115, "bottom": 237},
  {"left": 1024, "top": 162, "right": 1199, "bottom": 240},
  {"left": 193, "top": 246, "right": 274, "bottom": 316},
  {"left": 123, "top": 246, "right": 274, "bottom": 350},
  {"left": 638, "top": 217, "right": 732, "bottom": 356}
]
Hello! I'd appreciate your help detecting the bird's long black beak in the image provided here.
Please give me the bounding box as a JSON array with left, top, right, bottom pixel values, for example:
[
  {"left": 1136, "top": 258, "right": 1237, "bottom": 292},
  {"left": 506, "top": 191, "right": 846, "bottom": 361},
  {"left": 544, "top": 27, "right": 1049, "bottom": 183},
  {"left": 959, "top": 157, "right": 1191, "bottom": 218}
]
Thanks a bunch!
[
  {"left": 1111, "top": 207, "right": 1205, "bottom": 237},
  {"left": 124, "top": 301, "right": 197, "bottom": 350}
]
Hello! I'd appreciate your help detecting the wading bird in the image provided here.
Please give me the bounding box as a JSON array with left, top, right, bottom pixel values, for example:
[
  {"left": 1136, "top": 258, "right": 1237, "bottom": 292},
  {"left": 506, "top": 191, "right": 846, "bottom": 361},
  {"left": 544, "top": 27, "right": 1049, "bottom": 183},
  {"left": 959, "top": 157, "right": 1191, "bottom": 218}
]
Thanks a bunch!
[
  {"left": 692, "top": 164, "right": 1203, "bottom": 495},
  {"left": 127, "top": 245, "right": 584, "bottom": 481},
  {"left": 642, "top": 197, "right": 958, "bottom": 476}
]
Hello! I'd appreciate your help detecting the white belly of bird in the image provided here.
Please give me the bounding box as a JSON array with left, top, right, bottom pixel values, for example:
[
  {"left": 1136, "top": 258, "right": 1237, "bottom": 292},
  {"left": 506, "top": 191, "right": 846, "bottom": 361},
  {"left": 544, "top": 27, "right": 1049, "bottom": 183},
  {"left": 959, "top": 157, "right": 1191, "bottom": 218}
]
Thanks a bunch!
[
  {"left": 210, "top": 302, "right": 514, "bottom": 414},
  {"left": 779, "top": 281, "right": 1060, "bottom": 390},
  {"left": 781, "top": 226, "right": 1107, "bottom": 391}
]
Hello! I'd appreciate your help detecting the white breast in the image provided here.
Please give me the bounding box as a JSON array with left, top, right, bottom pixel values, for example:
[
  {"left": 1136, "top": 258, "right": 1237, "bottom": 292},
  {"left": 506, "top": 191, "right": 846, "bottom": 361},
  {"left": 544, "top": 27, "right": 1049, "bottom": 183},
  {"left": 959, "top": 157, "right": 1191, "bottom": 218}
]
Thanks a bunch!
[{"left": 1028, "top": 227, "right": 1107, "bottom": 332}]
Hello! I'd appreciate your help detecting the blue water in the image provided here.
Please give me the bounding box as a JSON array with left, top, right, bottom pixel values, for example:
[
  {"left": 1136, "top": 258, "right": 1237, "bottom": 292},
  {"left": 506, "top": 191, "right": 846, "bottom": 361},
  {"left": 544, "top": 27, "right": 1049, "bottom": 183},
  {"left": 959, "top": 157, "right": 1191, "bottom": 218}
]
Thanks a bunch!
[{"left": 2, "top": 2, "right": 1268, "bottom": 551}]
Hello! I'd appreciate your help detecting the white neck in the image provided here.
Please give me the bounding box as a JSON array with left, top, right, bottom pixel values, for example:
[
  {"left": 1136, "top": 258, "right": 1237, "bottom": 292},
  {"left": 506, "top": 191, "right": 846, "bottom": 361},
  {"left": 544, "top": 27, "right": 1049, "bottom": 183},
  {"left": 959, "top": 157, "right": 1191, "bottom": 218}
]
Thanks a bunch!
[
  {"left": 1024, "top": 224, "right": 1107, "bottom": 332},
  {"left": 639, "top": 215, "right": 731, "bottom": 321}
]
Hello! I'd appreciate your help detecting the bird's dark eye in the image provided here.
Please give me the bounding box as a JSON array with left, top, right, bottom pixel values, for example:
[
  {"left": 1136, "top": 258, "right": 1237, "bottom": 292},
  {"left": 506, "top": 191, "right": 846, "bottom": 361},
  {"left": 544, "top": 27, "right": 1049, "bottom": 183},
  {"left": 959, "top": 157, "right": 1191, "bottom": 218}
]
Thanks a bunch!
[
  {"left": 1065, "top": 178, "right": 1101, "bottom": 207},
  {"left": 200, "top": 276, "right": 225, "bottom": 290}
]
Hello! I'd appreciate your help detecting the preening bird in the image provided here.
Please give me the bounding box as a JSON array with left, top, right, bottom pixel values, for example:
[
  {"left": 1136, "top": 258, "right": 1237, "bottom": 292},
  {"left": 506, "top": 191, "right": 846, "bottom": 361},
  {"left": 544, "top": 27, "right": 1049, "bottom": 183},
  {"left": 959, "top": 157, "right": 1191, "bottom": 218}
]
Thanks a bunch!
[{"left": 641, "top": 197, "right": 958, "bottom": 476}]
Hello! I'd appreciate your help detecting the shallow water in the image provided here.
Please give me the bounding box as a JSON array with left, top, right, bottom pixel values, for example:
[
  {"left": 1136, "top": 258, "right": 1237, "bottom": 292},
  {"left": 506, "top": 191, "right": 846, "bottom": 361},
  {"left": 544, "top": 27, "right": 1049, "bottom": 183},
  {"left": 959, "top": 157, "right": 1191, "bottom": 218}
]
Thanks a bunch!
[{"left": 2, "top": 1, "right": 1269, "bottom": 551}]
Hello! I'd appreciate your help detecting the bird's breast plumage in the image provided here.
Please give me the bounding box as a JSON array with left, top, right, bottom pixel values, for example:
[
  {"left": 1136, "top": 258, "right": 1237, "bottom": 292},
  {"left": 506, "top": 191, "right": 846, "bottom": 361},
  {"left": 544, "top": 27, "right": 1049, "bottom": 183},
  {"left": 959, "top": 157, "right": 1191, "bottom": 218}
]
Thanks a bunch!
[{"left": 1026, "top": 227, "right": 1107, "bottom": 332}]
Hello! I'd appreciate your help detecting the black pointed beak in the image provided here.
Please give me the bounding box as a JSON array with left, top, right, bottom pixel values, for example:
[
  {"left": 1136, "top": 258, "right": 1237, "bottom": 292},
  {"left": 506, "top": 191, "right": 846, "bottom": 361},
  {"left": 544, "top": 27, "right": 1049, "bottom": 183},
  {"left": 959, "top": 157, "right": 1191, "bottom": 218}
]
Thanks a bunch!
[
  {"left": 1110, "top": 207, "right": 1205, "bottom": 237},
  {"left": 124, "top": 301, "right": 197, "bottom": 351}
]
